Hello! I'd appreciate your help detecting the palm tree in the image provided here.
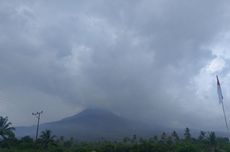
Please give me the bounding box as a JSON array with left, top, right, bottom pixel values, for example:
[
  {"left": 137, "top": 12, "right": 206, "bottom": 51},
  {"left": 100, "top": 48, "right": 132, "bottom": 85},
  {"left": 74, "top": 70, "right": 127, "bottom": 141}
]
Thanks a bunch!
[
  {"left": 39, "top": 130, "right": 56, "bottom": 149},
  {"left": 0, "top": 116, "right": 15, "bottom": 140},
  {"left": 198, "top": 131, "right": 206, "bottom": 141}
]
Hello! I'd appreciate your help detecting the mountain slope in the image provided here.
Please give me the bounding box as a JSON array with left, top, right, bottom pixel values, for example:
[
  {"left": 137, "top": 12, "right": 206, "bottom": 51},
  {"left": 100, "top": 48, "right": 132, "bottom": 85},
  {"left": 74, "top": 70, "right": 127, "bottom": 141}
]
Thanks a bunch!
[{"left": 16, "top": 109, "right": 157, "bottom": 140}]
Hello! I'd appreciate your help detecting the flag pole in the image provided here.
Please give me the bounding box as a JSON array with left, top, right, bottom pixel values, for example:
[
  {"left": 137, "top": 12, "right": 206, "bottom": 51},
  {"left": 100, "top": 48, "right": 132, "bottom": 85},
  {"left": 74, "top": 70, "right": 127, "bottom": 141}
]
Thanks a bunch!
[
  {"left": 216, "top": 75, "right": 230, "bottom": 140},
  {"left": 221, "top": 102, "right": 229, "bottom": 130}
]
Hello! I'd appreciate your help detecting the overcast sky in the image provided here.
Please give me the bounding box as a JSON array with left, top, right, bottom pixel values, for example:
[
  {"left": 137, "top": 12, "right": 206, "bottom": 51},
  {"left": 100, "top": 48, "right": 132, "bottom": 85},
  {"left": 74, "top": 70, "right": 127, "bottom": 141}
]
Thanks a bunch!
[{"left": 1, "top": 0, "right": 230, "bottom": 130}]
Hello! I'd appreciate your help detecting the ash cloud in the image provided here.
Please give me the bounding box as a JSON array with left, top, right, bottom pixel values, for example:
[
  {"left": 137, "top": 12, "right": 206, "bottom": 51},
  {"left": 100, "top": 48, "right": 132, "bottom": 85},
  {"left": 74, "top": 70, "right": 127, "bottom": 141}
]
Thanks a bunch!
[{"left": 0, "top": 0, "right": 229, "bottom": 130}]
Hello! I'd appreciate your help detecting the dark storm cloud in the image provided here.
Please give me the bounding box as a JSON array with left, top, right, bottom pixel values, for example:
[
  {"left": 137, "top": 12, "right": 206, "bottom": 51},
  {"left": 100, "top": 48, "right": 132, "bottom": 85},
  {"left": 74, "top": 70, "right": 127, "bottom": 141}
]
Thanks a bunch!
[{"left": 0, "top": 0, "right": 229, "bottom": 129}]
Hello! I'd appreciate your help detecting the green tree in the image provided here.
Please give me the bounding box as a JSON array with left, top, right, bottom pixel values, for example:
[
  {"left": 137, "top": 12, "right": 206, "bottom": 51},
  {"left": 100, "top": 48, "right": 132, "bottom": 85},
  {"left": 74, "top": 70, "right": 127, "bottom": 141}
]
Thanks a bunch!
[
  {"left": 198, "top": 131, "right": 206, "bottom": 141},
  {"left": 172, "top": 130, "right": 180, "bottom": 141},
  {"left": 0, "top": 116, "right": 15, "bottom": 140},
  {"left": 38, "top": 130, "right": 56, "bottom": 149},
  {"left": 160, "top": 132, "right": 167, "bottom": 143},
  {"left": 131, "top": 134, "right": 137, "bottom": 143},
  {"left": 208, "top": 131, "right": 217, "bottom": 151},
  {"left": 184, "top": 128, "right": 191, "bottom": 141},
  {"left": 123, "top": 137, "right": 130, "bottom": 143},
  {"left": 209, "top": 132, "right": 216, "bottom": 145}
]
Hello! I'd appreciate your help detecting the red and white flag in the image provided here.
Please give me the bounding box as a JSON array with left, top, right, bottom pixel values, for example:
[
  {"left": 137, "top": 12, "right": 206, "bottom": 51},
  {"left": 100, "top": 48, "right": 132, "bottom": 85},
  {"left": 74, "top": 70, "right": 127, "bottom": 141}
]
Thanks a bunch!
[{"left": 217, "top": 75, "right": 223, "bottom": 104}]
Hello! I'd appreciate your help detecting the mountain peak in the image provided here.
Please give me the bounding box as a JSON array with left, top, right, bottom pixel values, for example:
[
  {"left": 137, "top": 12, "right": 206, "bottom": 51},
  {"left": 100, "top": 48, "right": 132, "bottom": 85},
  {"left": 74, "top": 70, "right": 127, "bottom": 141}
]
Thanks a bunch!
[
  {"left": 59, "top": 108, "right": 123, "bottom": 123},
  {"left": 77, "top": 108, "right": 115, "bottom": 116}
]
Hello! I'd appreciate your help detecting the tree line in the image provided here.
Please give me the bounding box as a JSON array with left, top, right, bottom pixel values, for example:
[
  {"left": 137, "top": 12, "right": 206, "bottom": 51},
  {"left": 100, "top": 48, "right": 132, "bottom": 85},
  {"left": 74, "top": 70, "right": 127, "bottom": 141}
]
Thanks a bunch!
[{"left": 0, "top": 116, "right": 230, "bottom": 152}]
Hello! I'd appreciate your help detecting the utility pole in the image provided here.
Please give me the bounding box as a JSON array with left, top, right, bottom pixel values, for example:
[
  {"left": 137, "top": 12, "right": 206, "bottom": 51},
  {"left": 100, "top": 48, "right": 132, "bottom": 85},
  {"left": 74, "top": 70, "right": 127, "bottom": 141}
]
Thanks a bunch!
[{"left": 32, "top": 111, "right": 43, "bottom": 141}]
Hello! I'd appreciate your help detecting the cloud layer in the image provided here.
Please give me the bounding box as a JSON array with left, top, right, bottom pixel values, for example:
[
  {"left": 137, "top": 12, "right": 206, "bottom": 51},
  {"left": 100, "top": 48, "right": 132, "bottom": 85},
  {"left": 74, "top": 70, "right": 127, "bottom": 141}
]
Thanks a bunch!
[{"left": 0, "top": 0, "right": 230, "bottom": 130}]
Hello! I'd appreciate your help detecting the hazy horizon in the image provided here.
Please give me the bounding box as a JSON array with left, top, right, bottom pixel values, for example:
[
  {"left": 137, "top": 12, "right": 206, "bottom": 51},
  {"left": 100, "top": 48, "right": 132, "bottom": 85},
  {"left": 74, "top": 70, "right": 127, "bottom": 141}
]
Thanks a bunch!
[{"left": 0, "top": 0, "right": 230, "bottom": 131}]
